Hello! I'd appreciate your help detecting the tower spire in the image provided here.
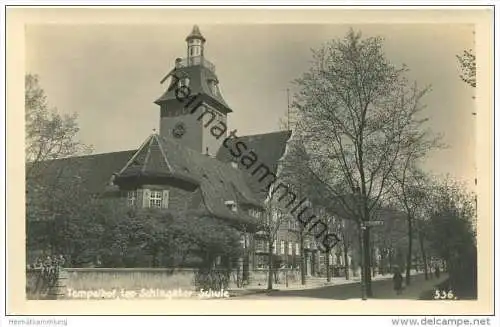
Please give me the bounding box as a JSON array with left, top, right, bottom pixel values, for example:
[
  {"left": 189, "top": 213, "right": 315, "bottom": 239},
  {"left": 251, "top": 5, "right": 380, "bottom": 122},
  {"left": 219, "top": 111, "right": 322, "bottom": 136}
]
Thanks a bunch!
[
  {"left": 186, "top": 25, "right": 206, "bottom": 60},
  {"left": 186, "top": 25, "right": 206, "bottom": 42}
]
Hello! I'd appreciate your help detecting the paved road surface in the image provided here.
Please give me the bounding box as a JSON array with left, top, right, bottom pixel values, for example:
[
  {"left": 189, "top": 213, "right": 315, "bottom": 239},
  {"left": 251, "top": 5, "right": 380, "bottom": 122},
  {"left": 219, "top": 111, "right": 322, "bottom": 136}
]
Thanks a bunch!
[{"left": 230, "top": 273, "right": 448, "bottom": 300}]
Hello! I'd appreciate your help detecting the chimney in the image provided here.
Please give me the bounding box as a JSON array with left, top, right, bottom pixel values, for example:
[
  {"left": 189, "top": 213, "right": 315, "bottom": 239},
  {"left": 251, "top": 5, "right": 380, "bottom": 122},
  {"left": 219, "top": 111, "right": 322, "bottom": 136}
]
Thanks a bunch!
[{"left": 175, "top": 58, "right": 183, "bottom": 69}]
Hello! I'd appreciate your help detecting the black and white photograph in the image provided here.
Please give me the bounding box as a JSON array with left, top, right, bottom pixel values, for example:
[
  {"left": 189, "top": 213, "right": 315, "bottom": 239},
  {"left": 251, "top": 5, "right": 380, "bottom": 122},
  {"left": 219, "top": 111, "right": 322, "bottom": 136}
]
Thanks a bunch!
[{"left": 4, "top": 5, "right": 495, "bottom": 319}]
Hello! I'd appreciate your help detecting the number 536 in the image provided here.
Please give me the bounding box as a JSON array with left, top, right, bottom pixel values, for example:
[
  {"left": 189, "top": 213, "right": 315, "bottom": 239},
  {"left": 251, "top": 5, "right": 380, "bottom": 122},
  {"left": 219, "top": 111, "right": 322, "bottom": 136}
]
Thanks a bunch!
[{"left": 434, "top": 290, "right": 454, "bottom": 299}]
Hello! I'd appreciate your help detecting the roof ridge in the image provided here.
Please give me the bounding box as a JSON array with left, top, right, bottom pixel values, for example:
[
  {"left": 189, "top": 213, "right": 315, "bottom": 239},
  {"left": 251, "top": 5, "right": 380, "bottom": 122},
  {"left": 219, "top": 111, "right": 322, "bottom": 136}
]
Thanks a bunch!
[
  {"left": 153, "top": 134, "right": 175, "bottom": 173},
  {"left": 141, "top": 140, "right": 153, "bottom": 174},
  {"left": 239, "top": 130, "right": 292, "bottom": 138},
  {"left": 28, "top": 149, "right": 137, "bottom": 164},
  {"left": 117, "top": 135, "right": 154, "bottom": 175}
]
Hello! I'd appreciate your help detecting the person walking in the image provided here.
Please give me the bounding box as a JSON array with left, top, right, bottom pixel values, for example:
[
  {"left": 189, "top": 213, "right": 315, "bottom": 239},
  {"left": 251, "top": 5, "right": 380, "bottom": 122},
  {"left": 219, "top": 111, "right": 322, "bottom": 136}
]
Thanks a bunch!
[
  {"left": 393, "top": 268, "right": 404, "bottom": 295},
  {"left": 435, "top": 265, "right": 441, "bottom": 279}
]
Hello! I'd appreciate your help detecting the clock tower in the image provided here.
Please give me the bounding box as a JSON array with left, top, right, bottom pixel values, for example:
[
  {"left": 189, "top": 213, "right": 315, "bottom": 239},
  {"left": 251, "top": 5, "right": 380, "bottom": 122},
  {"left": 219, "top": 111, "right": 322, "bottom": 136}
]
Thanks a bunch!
[{"left": 154, "top": 25, "right": 232, "bottom": 156}]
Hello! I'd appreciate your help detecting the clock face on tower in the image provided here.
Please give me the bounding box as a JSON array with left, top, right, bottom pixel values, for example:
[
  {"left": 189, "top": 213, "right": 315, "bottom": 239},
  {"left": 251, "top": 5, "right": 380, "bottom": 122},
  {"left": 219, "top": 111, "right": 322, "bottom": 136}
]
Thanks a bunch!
[{"left": 173, "top": 122, "right": 186, "bottom": 138}]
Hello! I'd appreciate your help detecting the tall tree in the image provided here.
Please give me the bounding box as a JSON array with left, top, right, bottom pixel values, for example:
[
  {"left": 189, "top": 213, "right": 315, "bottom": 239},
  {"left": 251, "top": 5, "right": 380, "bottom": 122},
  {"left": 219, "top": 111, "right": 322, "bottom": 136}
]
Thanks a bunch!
[
  {"left": 25, "top": 74, "right": 93, "bottom": 257},
  {"left": 257, "top": 198, "right": 288, "bottom": 290},
  {"left": 389, "top": 165, "right": 439, "bottom": 285},
  {"left": 25, "top": 74, "right": 91, "bottom": 180},
  {"left": 424, "top": 178, "right": 477, "bottom": 298},
  {"left": 279, "top": 136, "right": 313, "bottom": 285},
  {"left": 456, "top": 49, "right": 476, "bottom": 88},
  {"left": 291, "top": 29, "right": 436, "bottom": 297},
  {"left": 332, "top": 217, "right": 357, "bottom": 280}
]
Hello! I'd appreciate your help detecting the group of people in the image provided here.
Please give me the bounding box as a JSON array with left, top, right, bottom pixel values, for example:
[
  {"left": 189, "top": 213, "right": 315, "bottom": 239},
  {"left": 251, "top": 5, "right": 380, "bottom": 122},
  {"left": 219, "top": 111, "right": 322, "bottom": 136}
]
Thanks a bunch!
[
  {"left": 27, "top": 254, "right": 66, "bottom": 270},
  {"left": 392, "top": 265, "right": 441, "bottom": 295}
]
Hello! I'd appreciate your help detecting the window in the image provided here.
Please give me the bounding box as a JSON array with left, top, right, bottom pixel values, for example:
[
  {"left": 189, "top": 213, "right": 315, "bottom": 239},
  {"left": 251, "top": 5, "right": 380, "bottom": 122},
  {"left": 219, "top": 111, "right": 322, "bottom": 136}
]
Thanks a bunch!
[
  {"left": 288, "top": 242, "right": 293, "bottom": 255},
  {"left": 296, "top": 242, "right": 300, "bottom": 256},
  {"left": 127, "top": 191, "right": 136, "bottom": 207},
  {"left": 255, "top": 239, "right": 266, "bottom": 252},
  {"left": 273, "top": 240, "right": 277, "bottom": 254},
  {"left": 249, "top": 209, "right": 261, "bottom": 218},
  {"left": 149, "top": 190, "right": 162, "bottom": 208},
  {"left": 280, "top": 240, "right": 285, "bottom": 255},
  {"left": 256, "top": 255, "right": 268, "bottom": 269},
  {"left": 225, "top": 200, "right": 237, "bottom": 212}
]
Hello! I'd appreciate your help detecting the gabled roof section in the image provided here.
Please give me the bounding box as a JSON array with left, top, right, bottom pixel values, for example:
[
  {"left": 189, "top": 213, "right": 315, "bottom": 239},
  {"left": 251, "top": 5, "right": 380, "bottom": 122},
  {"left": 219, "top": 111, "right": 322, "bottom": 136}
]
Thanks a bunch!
[
  {"left": 216, "top": 130, "right": 292, "bottom": 200},
  {"left": 118, "top": 134, "right": 173, "bottom": 177}
]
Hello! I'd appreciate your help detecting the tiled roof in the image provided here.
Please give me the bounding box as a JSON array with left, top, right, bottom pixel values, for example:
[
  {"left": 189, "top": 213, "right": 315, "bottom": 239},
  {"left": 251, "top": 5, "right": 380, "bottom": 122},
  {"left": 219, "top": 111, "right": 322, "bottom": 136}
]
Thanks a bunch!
[
  {"left": 26, "top": 150, "right": 136, "bottom": 194},
  {"left": 216, "top": 130, "right": 293, "bottom": 200},
  {"left": 114, "top": 133, "right": 264, "bottom": 228},
  {"left": 156, "top": 134, "right": 263, "bottom": 225},
  {"left": 116, "top": 134, "right": 198, "bottom": 186},
  {"left": 27, "top": 130, "right": 291, "bottom": 231}
]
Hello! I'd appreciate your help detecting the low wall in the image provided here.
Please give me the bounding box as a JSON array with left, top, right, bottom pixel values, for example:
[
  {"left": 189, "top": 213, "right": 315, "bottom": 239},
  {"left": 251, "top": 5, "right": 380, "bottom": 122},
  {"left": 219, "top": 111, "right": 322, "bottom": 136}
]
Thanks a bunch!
[
  {"left": 64, "top": 268, "right": 198, "bottom": 299},
  {"left": 66, "top": 268, "right": 196, "bottom": 290},
  {"left": 26, "top": 268, "right": 66, "bottom": 300},
  {"left": 26, "top": 268, "right": 306, "bottom": 300}
]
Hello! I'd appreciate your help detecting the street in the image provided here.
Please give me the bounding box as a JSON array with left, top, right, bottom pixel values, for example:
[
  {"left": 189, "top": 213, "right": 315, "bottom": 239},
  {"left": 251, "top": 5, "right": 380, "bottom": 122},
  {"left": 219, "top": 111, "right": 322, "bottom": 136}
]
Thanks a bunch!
[{"left": 230, "top": 273, "right": 449, "bottom": 300}]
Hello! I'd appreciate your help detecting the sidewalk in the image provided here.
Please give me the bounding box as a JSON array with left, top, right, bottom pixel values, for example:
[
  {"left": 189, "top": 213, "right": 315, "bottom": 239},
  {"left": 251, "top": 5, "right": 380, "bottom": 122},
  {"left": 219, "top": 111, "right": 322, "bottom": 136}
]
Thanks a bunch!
[
  {"left": 229, "top": 270, "right": 430, "bottom": 297},
  {"left": 368, "top": 273, "right": 449, "bottom": 300},
  {"left": 229, "top": 273, "right": 448, "bottom": 300}
]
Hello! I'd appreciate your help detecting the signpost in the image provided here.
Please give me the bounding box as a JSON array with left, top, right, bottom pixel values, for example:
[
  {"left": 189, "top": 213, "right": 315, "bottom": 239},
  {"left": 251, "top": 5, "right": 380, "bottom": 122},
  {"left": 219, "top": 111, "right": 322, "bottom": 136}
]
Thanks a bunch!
[{"left": 363, "top": 221, "right": 384, "bottom": 227}]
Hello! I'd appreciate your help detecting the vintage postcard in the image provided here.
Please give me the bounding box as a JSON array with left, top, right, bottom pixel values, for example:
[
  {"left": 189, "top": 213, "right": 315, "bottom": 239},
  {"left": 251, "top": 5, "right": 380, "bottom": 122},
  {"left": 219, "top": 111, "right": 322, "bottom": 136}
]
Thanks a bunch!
[{"left": 5, "top": 6, "right": 495, "bottom": 316}]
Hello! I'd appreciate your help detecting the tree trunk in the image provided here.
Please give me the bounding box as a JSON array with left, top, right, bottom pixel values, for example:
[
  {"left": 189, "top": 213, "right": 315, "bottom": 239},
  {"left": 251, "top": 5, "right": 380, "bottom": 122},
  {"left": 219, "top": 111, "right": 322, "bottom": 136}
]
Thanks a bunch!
[
  {"left": 363, "top": 228, "right": 373, "bottom": 297},
  {"left": 389, "top": 248, "right": 393, "bottom": 272},
  {"left": 343, "top": 241, "right": 350, "bottom": 280},
  {"left": 267, "top": 240, "right": 273, "bottom": 290},
  {"left": 326, "top": 250, "right": 331, "bottom": 282},
  {"left": 419, "top": 231, "right": 428, "bottom": 280},
  {"left": 406, "top": 216, "right": 413, "bottom": 286},
  {"left": 371, "top": 242, "right": 376, "bottom": 277},
  {"left": 300, "top": 234, "right": 306, "bottom": 285},
  {"left": 152, "top": 249, "right": 159, "bottom": 268}
]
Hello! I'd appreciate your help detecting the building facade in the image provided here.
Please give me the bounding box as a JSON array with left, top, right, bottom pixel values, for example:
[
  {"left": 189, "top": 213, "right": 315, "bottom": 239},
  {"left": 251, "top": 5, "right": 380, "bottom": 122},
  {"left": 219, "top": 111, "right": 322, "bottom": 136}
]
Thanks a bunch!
[{"left": 28, "top": 25, "right": 358, "bottom": 278}]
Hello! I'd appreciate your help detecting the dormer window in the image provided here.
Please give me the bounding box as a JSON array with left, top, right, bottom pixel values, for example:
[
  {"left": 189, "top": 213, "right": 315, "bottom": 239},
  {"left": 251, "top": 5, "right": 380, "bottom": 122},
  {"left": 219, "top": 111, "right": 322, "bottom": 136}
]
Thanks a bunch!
[
  {"left": 225, "top": 200, "right": 237, "bottom": 212},
  {"left": 207, "top": 79, "right": 219, "bottom": 96}
]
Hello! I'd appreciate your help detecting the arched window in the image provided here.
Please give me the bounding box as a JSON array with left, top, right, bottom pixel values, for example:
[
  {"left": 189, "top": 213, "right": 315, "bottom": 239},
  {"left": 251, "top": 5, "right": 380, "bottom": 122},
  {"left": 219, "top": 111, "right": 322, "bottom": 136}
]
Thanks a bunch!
[{"left": 178, "top": 77, "right": 190, "bottom": 87}]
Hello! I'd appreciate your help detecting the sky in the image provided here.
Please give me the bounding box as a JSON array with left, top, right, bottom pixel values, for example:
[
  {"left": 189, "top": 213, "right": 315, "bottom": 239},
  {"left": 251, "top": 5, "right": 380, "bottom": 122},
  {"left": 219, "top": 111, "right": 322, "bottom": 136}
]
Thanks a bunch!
[{"left": 25, "top": 23, "right": 476, "bottom": 187}]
